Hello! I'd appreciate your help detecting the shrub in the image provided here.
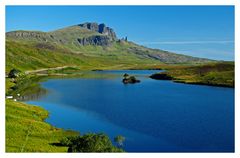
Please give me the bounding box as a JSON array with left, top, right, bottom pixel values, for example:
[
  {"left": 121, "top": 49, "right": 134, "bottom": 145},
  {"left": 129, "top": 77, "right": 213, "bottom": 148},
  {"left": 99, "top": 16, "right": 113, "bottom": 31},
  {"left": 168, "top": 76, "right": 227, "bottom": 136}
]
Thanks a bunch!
[{"left": 60, "top": 133, "right": 124, "bottom": 152}]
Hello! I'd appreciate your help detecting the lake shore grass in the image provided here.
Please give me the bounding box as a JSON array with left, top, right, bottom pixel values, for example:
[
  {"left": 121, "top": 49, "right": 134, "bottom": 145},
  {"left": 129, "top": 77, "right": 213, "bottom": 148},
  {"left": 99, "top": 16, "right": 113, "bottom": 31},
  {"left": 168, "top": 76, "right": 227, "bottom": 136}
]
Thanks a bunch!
[
  {"left": 6, "top": 99, "right": 79, "bottom": 152},
  {"left": 150, "top": 62, "right": 234, "bottom": 88}
]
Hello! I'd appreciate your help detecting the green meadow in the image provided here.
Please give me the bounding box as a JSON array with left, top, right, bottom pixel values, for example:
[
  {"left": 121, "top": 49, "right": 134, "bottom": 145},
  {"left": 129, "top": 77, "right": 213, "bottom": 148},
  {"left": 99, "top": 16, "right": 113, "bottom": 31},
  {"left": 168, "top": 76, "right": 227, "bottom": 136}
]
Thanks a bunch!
[{"left": 6, "top": 99, "right": 79, "bottom": 152}]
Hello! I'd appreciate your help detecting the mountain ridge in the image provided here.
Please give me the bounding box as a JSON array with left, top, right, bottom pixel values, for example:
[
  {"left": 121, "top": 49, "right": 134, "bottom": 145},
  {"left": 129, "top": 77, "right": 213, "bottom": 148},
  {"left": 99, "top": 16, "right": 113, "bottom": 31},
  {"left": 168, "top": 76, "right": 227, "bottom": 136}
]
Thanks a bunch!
[{"left": 6, "top": 22, "right": 215, "bottom": 72}]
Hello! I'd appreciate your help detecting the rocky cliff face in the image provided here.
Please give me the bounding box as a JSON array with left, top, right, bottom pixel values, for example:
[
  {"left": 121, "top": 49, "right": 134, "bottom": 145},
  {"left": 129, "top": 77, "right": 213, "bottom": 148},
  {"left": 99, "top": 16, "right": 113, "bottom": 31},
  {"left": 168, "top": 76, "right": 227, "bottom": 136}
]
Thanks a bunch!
[
  {"left": 77, "top": 35, "right": 111, "bottom": 46},
  {"left": 6, "top": 31, "right": 52, "bottom": 42},
  {"left": 78, "top": 22, "right": 117, "bottom": 41}
]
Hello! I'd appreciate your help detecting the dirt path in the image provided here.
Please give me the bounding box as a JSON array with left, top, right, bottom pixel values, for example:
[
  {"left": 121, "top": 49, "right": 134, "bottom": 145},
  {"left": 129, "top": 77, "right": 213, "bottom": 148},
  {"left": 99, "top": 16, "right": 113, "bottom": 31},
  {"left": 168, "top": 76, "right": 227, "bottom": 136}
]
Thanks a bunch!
[{"left": 25, "top": 66, "right": 72, "bottom": 74}]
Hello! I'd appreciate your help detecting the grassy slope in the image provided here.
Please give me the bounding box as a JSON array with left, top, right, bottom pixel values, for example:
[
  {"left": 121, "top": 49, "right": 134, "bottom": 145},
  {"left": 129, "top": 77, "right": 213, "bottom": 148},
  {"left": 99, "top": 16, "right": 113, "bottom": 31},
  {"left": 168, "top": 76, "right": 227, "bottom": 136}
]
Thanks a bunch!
[
  {"left": 151, "top": 62, "right": 234, "bottom": 87},
  {"left": 5, "top": 73, "right": 79, "bottom": 152},
  {"left": 6, "top": 26, "right": 214, "bottom": 73},
  {"left": 6, "top": 40, "right": 88, "bottom": 72},
  {"left": 6, "top": 39, "right": 162, "bottom": 73},
  {"left": 6, "top": 99, "right": 79, "bottom": 152}
]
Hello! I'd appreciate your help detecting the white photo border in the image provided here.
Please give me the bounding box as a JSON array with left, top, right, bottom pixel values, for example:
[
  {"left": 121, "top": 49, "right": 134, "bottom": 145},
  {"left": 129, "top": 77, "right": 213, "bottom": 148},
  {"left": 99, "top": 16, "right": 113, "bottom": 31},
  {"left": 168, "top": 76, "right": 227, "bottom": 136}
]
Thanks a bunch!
[{"left": 1, "top": 1, "right": 239, "bottom": 158}]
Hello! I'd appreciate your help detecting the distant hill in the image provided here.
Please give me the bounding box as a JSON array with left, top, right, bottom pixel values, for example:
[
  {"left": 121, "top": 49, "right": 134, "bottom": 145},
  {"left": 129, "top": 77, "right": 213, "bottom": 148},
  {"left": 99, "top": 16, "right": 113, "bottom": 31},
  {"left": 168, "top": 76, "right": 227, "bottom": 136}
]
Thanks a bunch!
[{"left": 6, "top": 22, "right": 214, "bottom": 72}]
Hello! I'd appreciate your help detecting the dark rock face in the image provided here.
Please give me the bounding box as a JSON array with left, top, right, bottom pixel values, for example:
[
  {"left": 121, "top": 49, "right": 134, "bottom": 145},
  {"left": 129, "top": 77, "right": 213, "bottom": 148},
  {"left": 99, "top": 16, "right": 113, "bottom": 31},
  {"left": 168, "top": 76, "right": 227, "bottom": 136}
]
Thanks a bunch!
[
  {"left": 79, "top": 22, "right": 99, "bottom": 32},
  {"left": 77, "top": 35, "right": 111, "bottom": 46},
  {"left": 78, "top": 22, "right": 117, "bottom": 41}
]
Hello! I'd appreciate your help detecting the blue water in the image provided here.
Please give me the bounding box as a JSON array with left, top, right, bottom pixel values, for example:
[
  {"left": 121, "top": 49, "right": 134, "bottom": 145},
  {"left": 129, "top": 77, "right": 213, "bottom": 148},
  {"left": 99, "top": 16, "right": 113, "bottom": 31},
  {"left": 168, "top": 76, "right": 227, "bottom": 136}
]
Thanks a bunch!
[{"left": 26, "top": 70, "right": 234, "bottom": 152}]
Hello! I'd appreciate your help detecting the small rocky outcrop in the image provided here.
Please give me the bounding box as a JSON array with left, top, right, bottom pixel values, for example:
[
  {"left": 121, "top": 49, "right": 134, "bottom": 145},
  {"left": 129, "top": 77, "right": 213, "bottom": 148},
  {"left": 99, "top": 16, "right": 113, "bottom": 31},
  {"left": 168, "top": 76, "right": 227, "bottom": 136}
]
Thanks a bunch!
[
  {"left": 78, "top": 22, "right": 117, "bottom": 41},
  {"left": 122, "top": 73, "right": 140, "bottom": 84}
]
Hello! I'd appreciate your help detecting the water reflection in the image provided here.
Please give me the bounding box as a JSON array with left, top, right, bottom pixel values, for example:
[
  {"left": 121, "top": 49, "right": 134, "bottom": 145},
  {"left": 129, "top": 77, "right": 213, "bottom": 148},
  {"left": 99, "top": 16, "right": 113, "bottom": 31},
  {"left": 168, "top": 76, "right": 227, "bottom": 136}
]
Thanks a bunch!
[{"left": 19, "top": 88, "right": 47, "bottom": 101}]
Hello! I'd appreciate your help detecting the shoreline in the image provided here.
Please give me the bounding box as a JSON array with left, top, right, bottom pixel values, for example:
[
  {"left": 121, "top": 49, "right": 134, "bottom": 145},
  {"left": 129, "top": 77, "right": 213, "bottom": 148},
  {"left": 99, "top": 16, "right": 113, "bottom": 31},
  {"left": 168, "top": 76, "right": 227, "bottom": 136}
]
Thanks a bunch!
[{"left": 150, "top": 76, "right": 234, "bottom": 88}]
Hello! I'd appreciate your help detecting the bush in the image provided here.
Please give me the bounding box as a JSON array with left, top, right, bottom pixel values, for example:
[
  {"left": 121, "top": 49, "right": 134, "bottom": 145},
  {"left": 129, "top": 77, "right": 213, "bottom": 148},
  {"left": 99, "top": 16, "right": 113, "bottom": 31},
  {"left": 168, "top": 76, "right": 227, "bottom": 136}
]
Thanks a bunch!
[{"left": 60, "top": 133, "right": 124, "bottom": 152}]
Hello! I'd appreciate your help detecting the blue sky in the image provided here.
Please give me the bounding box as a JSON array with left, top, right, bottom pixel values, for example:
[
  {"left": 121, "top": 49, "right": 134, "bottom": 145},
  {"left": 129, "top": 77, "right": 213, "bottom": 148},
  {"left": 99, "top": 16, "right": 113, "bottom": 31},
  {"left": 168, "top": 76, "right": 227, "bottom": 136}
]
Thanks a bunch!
[{"left": 6, "top": 6, "right": 234, "bottom": 61}]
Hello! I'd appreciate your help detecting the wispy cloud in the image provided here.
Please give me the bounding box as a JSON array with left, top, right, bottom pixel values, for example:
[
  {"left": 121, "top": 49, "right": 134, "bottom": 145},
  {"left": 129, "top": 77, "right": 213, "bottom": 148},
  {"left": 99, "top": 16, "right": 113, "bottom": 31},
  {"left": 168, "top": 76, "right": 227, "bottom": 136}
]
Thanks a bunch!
[{"left": 139, "top": 40, "right": 234, "bottom": 45}]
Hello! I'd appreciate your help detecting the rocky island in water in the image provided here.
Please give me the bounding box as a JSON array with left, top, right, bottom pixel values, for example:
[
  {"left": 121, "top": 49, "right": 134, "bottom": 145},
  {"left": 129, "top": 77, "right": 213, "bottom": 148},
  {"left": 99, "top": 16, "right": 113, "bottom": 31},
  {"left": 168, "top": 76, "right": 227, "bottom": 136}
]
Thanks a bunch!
[{"left": 122, "top": 73, "right": 140, "bottom": 84}]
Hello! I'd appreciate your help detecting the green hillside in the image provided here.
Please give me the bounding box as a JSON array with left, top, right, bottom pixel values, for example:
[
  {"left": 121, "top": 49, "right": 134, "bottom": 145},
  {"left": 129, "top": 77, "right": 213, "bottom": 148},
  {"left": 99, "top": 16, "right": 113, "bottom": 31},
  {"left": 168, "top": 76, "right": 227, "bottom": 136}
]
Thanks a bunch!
[
  {"left": 6, "top": 22, "right": 214, "bottom": 73},
  {"left": 6, "top": 39, "right": 164, "bottom": 72}
]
